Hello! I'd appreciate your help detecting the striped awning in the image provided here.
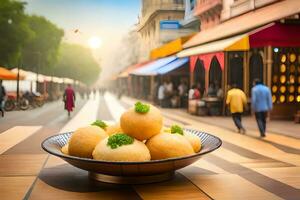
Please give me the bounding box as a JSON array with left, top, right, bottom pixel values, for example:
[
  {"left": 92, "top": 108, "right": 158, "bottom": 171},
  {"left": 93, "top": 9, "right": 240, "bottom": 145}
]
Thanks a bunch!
[
  {"left": 131, "top": 56, "right": 177, "bottom": 76},
  {"left": 177, "top": 34, "right": 249, "bottom": 58}
]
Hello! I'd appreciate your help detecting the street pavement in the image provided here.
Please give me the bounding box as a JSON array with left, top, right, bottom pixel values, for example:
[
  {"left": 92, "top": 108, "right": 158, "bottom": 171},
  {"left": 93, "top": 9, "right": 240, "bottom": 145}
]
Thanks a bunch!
[{"left": 0, "top": 92, "right": 300, "bottom": 200}]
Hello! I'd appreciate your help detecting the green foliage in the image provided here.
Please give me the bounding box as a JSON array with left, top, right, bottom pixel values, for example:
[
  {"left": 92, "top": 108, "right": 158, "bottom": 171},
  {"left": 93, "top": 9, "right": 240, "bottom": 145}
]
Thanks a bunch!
[
  {"left": 0, "top": 0, "right": 33, "bottom": 67},
  {"left": 171, "top": 124, "right": 184, "bottom": 135},
  {"left": 21, "top": 15, "right": 64, "bottom": 74},
  {"left": 53, "top": 43, "right": 101, "bottom": 85},
  {"left": 91, "top": 120, "right": 107, "bottom": 129},
  {"left": 135, "top": 101, "right": 150, "bottom": 113},
  {"left": 0, "top": 1, "right": 100, "bottom": 84},
  {"left": 107, "top": 133, "right": 134, "bottom": 149}
]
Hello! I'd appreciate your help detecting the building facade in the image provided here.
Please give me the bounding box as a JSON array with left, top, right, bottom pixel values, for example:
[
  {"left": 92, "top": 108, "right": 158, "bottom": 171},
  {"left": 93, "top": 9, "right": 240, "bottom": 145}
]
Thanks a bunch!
[
  {"left": 180, "top": 0, "right": 200, "bottom": 30},
  {"left": 194, "top": 0, "right": 223, "bottom": 30},
  {"left": 224, "top": 0, "right": 279, "bottom": 20},
  {"left": 182, "top": 0, "right": 300, "bottom": 119},
  {"left": 137, "top": 0, "right": 188, "bottom": 60}
]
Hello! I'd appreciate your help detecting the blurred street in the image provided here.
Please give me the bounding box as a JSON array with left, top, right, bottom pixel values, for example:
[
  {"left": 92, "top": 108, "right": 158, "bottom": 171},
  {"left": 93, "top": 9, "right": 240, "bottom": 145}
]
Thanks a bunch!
[
  {"left": 1, "top": 0, "right": 300, "bottom": 199},
  {"left": 1, "top": 93, "right": 300, "bottom": 200}
]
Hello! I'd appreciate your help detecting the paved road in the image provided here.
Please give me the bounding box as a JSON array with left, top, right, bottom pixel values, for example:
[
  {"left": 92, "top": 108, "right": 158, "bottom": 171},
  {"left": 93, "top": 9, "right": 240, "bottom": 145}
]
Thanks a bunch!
[{"left": 1, "top": 92, "right": 300, "bottom": 200}]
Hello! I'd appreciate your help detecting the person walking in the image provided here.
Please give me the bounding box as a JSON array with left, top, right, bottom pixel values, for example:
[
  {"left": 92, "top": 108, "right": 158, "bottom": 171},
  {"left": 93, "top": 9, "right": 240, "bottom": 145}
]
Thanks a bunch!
[
  {"left": 164, "top": 79, "right": 173, "bottom": 107},
  {"left": 0, "top": 80, "right": 6, "bottom": 117},
  {"left": 178, "top": 80, "right": 187, "bottom": 107},
  {"left": 251, "top": 79, "right": 273, "bottom": 137},
  {"left": 226, "top": 84, "right": 247, "bottom": 134},
  {"left": 63, "top": 84, "right": 76, "bottom": 117},
  {"left": 158, "top": 83, "right": 165, "bottom": 107}
]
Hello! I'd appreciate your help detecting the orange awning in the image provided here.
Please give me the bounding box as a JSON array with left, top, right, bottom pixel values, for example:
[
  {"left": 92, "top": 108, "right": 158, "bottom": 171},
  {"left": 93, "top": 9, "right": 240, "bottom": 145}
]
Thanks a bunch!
[
  {"left": 150, "top": 34, "right": 194, "bottom": 59},
  {"left": 184, "top": 0, "right": 300, "bottom": 48},
  {"left": 0, "top": 67, "right": 24, "bottom": 80}
]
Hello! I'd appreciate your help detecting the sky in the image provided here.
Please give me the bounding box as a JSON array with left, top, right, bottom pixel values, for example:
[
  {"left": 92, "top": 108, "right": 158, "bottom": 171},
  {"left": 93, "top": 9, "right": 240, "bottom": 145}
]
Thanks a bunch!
[{"left": 24, "top": 0, "right": 141, "bottom": 82}]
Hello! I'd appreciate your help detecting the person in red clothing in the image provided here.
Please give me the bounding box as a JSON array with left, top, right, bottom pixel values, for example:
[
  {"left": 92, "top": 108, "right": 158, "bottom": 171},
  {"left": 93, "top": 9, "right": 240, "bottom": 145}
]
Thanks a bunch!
[
  {"left": 63, "top": 84, "right": 76, "bottom": 117},
  {"left": 193, "top": 85, "right": 201, "bottom": 100}
]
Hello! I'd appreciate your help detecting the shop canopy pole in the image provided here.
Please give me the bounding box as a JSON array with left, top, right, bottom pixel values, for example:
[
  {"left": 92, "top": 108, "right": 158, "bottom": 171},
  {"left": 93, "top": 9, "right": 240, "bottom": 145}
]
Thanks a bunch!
[{"left": 16, "top": 59, "right": 21, "bottom": 103}]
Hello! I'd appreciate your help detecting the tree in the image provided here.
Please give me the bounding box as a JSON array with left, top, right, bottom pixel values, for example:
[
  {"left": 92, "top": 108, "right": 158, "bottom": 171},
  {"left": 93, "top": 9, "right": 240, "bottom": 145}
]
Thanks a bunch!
[
  {"left": 54, "top": 43, "right": 101, "bottom": 85},
  {"left": 21, "top": 15, "right": 64, "bottom": 74},
  {"left": 0, "top": 0, "right": 33, "bottom": 67}
]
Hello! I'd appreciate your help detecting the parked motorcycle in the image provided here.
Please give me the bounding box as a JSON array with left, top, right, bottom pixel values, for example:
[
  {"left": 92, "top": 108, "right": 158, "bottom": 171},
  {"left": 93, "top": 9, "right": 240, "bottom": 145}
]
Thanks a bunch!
[
  {"left": 23, "top": 91, "right": 45, "bottom": 108},
  {"left": 4, "top": 94, "right": 30, "bottom": 111}
]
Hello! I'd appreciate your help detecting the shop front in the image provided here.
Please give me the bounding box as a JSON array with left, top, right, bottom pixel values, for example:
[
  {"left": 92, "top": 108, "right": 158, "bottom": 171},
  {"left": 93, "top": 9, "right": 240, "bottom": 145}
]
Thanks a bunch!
[
  {"left": 178, "top": 34, "right": 249, "bottom": 115},
  {"left": 179, "top": 21, "right": 300, "bottom": 119},
  {"left": 130, "top": 56, "right": 190, "bottom": 107}
]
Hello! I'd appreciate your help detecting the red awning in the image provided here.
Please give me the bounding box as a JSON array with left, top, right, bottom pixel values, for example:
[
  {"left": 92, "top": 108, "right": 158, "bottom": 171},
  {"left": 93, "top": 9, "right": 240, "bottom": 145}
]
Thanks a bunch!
[
  {"left": 250, "top": 23, "right": 300, "bottom": 47},
  {"left": 190, "top": 52, "right": 224, "bottom": 72}
]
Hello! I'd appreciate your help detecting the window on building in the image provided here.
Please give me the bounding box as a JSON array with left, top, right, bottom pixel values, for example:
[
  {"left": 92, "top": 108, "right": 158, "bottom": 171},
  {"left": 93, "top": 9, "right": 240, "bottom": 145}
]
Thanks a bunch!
[
  {"left": 174, "top": 0, "right": 184, "bottom": 4},
  {"left": 190, "top": 0, "right": 195, "bottom": 10}
]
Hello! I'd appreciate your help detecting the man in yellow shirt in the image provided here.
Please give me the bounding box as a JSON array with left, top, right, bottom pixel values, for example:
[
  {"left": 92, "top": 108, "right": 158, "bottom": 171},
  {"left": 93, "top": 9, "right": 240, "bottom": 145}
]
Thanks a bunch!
[{"left": 226, "top": 84, "right": 247, "bottom": 134}]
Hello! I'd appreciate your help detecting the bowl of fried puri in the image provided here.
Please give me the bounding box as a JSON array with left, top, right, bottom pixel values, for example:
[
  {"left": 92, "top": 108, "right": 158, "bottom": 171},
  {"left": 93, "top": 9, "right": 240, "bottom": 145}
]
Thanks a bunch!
[{"left": 42, "top": 102, "right": 222, "bottom": 184}]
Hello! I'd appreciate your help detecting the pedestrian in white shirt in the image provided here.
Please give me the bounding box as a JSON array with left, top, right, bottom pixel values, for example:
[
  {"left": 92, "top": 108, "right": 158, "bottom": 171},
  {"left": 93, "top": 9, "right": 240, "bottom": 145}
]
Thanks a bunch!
[{"left": 158, "top": 84, "right": 165, "bottom": 107}]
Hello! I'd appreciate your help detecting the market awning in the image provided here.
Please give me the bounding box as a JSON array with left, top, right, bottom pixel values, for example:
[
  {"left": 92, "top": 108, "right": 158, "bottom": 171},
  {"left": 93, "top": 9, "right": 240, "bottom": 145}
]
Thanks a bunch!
[
  {"left": 63, "top": 78, "right": 74, "bottom": 84},
  {"left": 184, "top": 0, "right": 300, "bottom": 48},
  {"left": 250, "top": 23, "right": 300, "bottom": 47},
  {"left": 156, "top": 57, "right": 189, "bottom": 75},
  {"left": 177, "top": 34, "right": 249, "bottom": 58},
  {"left": 11, "top": 68, "right": 44, "bottom": 82},
  {"left": 131, "top": 56, "right": 177, "bottom": 76},
  {"left": 0, "top": 67, "right": 24, "bottom": 80},
  {"left": 190, "top": 52, "right": 225, "bottom": 72},
  {"left": 150, "top": 35, "right": 194, "bottom": 60},
  {"left": 52, "top": 77, "right": 64, "bottom": 83},
  {"left": 118, "top": 61, "right": 153, "bottom": 78}
]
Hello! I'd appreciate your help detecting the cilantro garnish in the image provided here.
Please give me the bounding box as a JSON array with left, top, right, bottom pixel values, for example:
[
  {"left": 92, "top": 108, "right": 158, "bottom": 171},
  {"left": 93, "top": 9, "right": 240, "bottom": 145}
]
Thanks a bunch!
[
  {"left": 170, "top": 124, "right": 184, "bottom": 135},
  {"left": 91, "top": 120, "right": 107, "bottom": 129},
  {"left": 107, "top": 133, "right": 134, "bottom": 149},
  {"left": 135, "top": 101, "right": 150, "bottom": 113}
]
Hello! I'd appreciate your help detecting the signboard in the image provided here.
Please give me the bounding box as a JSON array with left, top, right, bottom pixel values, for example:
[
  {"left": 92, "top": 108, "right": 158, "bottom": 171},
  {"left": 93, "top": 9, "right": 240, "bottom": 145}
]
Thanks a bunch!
[{"left": 160, "top": 20, "right": 181, "bottom": 30}]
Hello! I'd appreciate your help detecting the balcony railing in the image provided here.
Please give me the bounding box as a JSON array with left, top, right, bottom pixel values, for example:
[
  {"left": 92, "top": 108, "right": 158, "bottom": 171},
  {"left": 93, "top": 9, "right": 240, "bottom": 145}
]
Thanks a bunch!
[
  {"left": 194, "top": 0, "right": 222, "bottom": 16},
  {"left": 230, "top": 0, "right": 279, "bottom": 18}
]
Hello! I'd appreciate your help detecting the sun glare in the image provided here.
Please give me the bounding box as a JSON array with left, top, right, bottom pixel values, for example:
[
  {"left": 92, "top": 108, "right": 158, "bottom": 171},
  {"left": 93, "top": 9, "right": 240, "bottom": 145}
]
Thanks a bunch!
[{"left": 88, "top": 36, "right": 102, "bottom": 49}]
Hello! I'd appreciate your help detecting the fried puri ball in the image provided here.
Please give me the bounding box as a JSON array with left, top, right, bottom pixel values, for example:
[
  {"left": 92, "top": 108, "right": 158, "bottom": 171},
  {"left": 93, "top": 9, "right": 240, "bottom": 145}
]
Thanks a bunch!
[
  {"left": 61, "top": 143, "right": 69, "bottom": 155},
  {"left": 184, "top": 132, "right": 202, "bottom": 153},
  {"left": 146, "top": 132, "right": 194, "bottom": 160},
  {"left": 68, "top": 126, "right": 108, "bottom": 158},
  {"left": 164, "top": 125, "right": 201, "bottom": 153},
  {"left": 92, "top": 134, "right": 151, "bottom": 161},
  {"left": 106, "top": 123, "right": 123, "bottom": 136},
  {"left": 120, "top": 102, "right": 163, "bottom": 141}
]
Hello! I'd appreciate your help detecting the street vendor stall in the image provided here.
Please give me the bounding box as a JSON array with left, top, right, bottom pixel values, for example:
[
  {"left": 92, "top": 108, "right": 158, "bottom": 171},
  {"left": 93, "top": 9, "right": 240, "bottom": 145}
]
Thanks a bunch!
[
  {"left": 130, "top": 56, "right": 177, "bottom": 100},
  {"left": 7, "top": 68, "right": 40, "bottom": 92},
  {"left": 0, "top": 67, "right": 23, "bottom": 80}
]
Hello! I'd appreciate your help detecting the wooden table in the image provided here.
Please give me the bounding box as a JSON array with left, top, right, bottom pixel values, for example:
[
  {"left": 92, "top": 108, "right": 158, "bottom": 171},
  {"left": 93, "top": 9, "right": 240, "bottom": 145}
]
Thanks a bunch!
[
  {"left": 2, "top": 125, "right": 300, "bottom": 200},
  {"left": 1, "top": 95, "right": 300, "bottom": 200}
]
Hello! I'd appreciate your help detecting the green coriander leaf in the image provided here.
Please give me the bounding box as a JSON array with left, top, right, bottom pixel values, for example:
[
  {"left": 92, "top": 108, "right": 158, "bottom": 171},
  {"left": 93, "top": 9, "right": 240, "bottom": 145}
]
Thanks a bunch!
[
  {"left": 107, "top": 133, "right": 134, "bottom": 149},
  {"left": 135, "top": 101, "right": 150, "bottom": 113},
  {"left": 171, "top": 124, "right": 184, "bottom": 135},
  {"left": 91, "top": 120, "right": 107, "bottom": 129}
]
